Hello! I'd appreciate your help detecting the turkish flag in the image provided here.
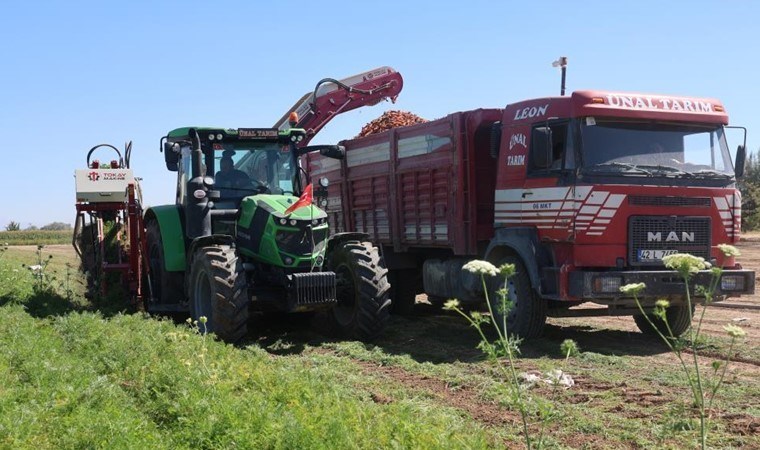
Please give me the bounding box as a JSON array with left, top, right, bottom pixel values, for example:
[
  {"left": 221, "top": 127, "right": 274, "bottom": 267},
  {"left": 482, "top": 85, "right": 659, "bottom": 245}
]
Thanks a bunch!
[{"left": 284, "top": 183, "right": 313, "bottom": 215}]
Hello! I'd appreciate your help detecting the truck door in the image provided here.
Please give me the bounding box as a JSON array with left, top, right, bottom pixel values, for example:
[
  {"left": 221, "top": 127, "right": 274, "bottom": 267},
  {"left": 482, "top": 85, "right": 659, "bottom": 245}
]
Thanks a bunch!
[{"left": 522, "top": 121, "right": 576, "bottom": 238}]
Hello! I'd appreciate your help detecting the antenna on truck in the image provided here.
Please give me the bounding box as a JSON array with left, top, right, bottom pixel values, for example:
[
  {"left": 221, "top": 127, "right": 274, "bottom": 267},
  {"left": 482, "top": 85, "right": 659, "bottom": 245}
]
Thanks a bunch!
[{"left": 552, "top": 56, "right": 568, "bottom": 96}]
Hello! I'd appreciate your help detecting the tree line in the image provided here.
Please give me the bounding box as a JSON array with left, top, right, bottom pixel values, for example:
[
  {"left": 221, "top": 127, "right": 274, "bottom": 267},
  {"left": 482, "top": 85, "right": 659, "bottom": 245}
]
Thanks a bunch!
[{"left": 4, "top": 221, "right": 72, "bottom": 231}]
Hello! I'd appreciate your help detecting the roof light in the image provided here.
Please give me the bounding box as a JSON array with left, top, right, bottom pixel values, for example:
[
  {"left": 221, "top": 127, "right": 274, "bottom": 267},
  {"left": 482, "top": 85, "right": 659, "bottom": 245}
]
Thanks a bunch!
[
  {"left": 208, "top": 133, "right": 215, "bottom": 141},
  {"left": 591, "top": 97, "right": 605, "bottom": 104},
  {"left": 289, "top": 111, "right": 299, "bottom": 125},
  {"left": 216, "top": 133, "right": 223, "bottom": 140},
  {"left": 714, "top": 105, "right": 724, "bottom": 112}
]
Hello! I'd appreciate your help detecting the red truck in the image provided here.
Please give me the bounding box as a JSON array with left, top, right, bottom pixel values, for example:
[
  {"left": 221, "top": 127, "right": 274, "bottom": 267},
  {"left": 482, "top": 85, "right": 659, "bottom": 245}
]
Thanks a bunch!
[{"left": 307, "top": 90, "right": 755, "bottom": 338}]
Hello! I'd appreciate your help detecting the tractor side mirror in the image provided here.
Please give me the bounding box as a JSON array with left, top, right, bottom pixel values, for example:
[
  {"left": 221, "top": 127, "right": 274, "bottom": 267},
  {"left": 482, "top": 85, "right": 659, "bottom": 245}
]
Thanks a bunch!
[
  {"left": 163, "top": 141, "right": 180, "bottom": 171},
  {"left": 319, "top": 145, "right": 345, "bottom": 159},
  {"left": 735, "top": 144, "right": 746, "bottom": 179},
  {"left": 531, "top": 127, "right": 552, "bottom": 169},
  {"left": 297, "top": 144, "right": 345, "bottom": 159}
]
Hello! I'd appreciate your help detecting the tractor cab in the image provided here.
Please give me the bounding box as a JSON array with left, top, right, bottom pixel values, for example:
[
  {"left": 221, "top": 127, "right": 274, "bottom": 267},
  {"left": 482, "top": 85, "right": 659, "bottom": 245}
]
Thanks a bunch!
[{"left": 162, "top": 127, "right": 308, "bottom": 209}]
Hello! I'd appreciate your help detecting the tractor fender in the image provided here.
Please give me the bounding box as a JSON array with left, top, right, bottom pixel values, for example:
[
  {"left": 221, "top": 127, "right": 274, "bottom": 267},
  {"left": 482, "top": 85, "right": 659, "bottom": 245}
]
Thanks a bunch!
[
  {"left": 326, "top": 232, "right": 371, "bottom": 254},
  {"left": 144, "top": 205, "right": 186, "bottom": 272},
  {"left": 187, "top": 235, "right": 236, "bottom": 263},
  {"left": 484, "top": 227, "right": 548, "bottom": 292}
]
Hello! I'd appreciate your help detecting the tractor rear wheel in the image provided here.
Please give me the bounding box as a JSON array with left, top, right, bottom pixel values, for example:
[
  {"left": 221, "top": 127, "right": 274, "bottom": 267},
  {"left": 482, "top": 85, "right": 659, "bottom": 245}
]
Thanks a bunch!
[
  {"left": 634, "top": 303, "right": 694, "bottom": 337},
  {"left": 144, "top": 221, "right": 184, "bottom": 310},
  {"left": 188, "top": 245, "right": 249, "bottom": 343},
  {"left": 326, "top": 241, "right": 391, "bottom": 341},
  {"left": 488, "top": 255, "right": 547, "bottom": 339}
]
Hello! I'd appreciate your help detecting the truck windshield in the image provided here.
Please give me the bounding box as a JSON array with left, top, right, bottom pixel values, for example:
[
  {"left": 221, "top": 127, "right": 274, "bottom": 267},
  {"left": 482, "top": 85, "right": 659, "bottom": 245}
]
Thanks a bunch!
[
  {"left": 214, "top": 143, "right": 295, "bottom": 199},
  {"left": 580, "top": 120, "right": 734, "bottom": 179}
]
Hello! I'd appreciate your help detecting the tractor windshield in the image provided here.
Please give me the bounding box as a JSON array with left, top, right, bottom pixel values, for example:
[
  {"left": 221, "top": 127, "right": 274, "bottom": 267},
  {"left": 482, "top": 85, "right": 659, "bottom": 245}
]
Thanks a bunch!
[
  {"left": 213, "top": 142, "right": 296, "bottom": 200},
  {"left": 580, "top": 120, "right": 734, "bottom": 180}
]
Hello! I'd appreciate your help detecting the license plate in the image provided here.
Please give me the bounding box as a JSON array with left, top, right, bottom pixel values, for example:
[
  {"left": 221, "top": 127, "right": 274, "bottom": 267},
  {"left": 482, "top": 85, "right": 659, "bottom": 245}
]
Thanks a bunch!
[{"left": 638, "top": 249, "right": 678, "bottom": 262}]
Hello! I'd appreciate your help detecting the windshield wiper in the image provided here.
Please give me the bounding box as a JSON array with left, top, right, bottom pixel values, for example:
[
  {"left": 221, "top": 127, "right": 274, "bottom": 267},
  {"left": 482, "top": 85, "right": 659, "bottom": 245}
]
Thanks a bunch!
[
  {"left": 634, "top": 164, "right": 693, "bottom": 177},
  {"left": 586, "top": 162, "right": 653, "bottom": 175},
  {"left": 689, "top": 169, "right": 733, "bottom": 179}
]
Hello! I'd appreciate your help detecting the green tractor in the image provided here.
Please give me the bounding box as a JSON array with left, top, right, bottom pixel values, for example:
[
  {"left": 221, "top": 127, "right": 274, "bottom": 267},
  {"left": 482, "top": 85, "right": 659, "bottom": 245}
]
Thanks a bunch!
[{"left": 143, "top": 126, "right": 391, "bottom": 342}]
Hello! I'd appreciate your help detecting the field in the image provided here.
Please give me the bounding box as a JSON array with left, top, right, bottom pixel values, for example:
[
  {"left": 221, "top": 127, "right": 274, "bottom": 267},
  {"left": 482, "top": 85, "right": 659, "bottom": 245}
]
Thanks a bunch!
[
  {"left": 1, "top": 237, "right": 758, "bottom": 449},
  {"left": 0, "top": 230, "right": 72, "bottom": 246}
]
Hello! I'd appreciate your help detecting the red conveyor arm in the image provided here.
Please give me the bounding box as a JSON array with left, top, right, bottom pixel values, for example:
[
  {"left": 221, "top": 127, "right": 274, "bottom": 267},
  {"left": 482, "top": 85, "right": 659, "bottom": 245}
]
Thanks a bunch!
[{"left": 274, "top": 66, "right": 404, "bottom": 146}]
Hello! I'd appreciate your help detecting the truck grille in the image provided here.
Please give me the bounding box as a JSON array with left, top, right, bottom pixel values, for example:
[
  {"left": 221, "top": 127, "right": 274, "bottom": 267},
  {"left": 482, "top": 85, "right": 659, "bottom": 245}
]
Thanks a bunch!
[
  {"left": 629, "top": 216, "right": 711, "bottom": 266},
  {"left": 628, "top": 196, "right": 711, "bottom": 208}
]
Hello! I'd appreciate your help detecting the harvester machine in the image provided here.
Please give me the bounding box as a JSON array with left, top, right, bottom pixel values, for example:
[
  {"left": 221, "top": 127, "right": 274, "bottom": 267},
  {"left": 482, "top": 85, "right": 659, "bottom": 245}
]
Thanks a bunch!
[{"left": 73, "top": 142, "right": 148, "bottom": 303}]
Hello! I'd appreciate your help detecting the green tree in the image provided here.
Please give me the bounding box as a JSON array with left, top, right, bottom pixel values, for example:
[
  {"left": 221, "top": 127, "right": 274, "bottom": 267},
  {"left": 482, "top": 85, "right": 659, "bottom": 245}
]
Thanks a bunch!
[
  {"left": 738, "top": 150, "right": 760, "bottom": 230},
  {"left": 5, "top": 221, "right": 20, "bottom": 231},
  {"left": 40, "top": 222, "right": 72, "bottom": 231}
]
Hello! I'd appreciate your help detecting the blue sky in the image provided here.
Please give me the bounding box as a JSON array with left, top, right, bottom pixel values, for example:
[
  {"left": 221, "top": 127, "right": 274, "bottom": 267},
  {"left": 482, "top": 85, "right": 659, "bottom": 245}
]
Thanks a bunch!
[{"left": 1, "top": 1, "right": 758, "bottom": 228}]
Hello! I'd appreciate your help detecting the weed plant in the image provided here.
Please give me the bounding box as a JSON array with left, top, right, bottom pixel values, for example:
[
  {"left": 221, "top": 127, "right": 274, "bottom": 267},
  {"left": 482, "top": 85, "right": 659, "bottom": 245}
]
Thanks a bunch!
[
  {"left": 622, "top": 245, "right": 748, "bottom": 450},
  {"left": 445, "top": 260, "right": 578, "bottom": 450}
]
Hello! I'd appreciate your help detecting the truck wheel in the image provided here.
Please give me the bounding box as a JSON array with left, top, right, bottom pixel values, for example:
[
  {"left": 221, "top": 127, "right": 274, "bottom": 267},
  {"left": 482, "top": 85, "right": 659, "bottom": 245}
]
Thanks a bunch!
[
  {"left": 489, "top": 255, "right": 547, "bottom": 339},
  {"left": 634, "top": 304, "right": 694, "bottom": 337},
  {"left": 390, "top": 269, "right": 418, "bottom": 315},
  {"left": 326, "top": 241, "right": 391, "bottom": 341},
  {"left": 144, "top": 221, "right": 185, "bottom": 309},
  {"left": 188, "top": 245, "right": 249, "bottom": 343}
]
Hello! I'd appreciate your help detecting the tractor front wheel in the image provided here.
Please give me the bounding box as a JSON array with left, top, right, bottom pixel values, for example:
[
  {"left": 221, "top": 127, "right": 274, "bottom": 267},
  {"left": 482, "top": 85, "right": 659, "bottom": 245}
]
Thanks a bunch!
[
  {"left": 326, "top": 241, "right": 391, "bottom": 341},
  {"left": 188, "top": 245, "right": 249, "bottom": 343}
]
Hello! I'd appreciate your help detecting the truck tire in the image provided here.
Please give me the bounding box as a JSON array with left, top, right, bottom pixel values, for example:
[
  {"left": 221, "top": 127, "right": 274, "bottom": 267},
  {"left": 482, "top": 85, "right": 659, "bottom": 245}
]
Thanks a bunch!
[
  {"left": 390, "top": 269, "right": 418, "bottom": 315},
  {"left": 489, "top": 255, "right": 547, "bottom": 339},
  {"left": 188, "top": 245, "right": 249, "bottom": 343},
  {"left": 144, "top": 220, "right": 185, "bottom": 309},
  {"left": 326, "top": 241, "right": 391, "bottom": 341},
  {"left": 634, "top": 304, "right": 694, "bottom": 337}
]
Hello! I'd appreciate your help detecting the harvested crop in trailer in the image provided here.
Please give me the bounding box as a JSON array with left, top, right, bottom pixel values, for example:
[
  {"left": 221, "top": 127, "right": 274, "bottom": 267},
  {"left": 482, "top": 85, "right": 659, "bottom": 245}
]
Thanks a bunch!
[{"left": 356, "top": 110, "right": 428, "bottom": 137}]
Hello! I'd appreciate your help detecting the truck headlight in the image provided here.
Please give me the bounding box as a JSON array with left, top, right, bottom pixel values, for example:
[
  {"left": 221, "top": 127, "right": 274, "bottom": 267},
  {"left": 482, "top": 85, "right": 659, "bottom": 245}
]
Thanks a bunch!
[{"left": 720, "top": 275, "right": 745, "bottom": 292}]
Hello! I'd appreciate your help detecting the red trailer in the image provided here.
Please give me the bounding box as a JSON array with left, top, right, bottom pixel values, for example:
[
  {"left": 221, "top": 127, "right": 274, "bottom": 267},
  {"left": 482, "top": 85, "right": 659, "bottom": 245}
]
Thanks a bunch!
[{"left": 308, "top": 90, "right": 755, "bottom": 337}]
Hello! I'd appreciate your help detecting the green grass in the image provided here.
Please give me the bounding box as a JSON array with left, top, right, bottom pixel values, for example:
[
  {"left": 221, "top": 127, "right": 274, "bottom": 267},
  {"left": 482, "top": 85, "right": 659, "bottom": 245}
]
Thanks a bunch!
[
  {"left": 0, "top": 249, "right": 498, "bottom": 449},
  {"left": 0, "top": 230, "right": 72, "bottom": 245},
  {"left": 0, "top": 245, "right": 758, "bottom": 449}
]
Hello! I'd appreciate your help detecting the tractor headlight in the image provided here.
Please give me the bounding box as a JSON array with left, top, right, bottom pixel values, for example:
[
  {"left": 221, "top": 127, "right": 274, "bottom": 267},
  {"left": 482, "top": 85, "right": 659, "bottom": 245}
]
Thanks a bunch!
[
  {"left": 318, "top": 177, "right": 329, "bottom": 188},
  {"left": 319, "top": 198, "right": 328, "bottom": 207},
  {"left": 208, "top": 133, "right": 215, "bottom": 141},
  {"left": 216, "top": 133, "right": 223, "bottom": 140},
  {"left": 289, "top": 219, "right": 297, "bottom": 226},
  {"left": 279, "top": 218, "right": 287, "bottom": 225}
]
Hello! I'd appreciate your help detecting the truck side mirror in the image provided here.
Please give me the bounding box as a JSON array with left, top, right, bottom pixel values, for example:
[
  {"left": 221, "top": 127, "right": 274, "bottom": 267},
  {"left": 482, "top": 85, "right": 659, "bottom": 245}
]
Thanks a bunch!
[
  {"left": 531, "top": 127, "right": 552, "bottom": 169},
  {"left": 735, "top": 144, "right": 746, "bottom": 178},
  {"left": 490, "top": 122, "right": 502, "bottom": 159},
  {"left": 163, "top": 141, "right": 180, "bottom": 171}
]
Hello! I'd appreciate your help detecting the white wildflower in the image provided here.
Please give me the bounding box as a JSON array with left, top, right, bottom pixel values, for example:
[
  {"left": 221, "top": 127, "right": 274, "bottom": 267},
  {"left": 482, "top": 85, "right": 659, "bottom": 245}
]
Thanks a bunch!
[{"left": 462, "top": 260, "right": 499, "bottom": 277}]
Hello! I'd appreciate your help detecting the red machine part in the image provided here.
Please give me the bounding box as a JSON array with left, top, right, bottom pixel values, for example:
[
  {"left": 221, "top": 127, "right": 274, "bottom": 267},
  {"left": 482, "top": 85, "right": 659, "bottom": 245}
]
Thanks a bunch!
[
  {"left": 73, "top": 183, "right": 148, "bottom": 303},
  {"left": 274, "top": 66, "right": 404, "bottom": 146}
]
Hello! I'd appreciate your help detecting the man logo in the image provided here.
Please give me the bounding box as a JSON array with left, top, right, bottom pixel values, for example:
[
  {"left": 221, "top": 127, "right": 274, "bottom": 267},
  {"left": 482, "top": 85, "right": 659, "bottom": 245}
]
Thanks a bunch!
[{"left": 647, "top": 231, "right": 695, "bottom": 242}]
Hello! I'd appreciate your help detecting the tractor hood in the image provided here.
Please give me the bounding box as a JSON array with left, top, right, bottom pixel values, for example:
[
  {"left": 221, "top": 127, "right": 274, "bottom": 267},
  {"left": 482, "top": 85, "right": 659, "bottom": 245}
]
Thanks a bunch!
[
  {"left": 241, "top": 194, "right": 328, "bottom": 221},
  {"left": 236, "top": 194, "right": 329, "bottom": 268}
]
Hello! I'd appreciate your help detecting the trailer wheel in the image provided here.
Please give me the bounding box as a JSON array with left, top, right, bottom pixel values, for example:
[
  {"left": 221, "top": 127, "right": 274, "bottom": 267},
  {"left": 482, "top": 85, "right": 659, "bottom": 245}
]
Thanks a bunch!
[
  {"left": 634, "top": 304, "right": 694, "bottom": 337},
  {"left": 326, "top": 241, "right": 391, "bottom": 341},
  {"left": 488, "top": 255, "right": 547, "bottom": 339},
  {"left": 144, "top": 221, "right": 185, "bottom": 309},
  {"left": 188, "top": 245, "right": 249, "bottom": 343}
]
